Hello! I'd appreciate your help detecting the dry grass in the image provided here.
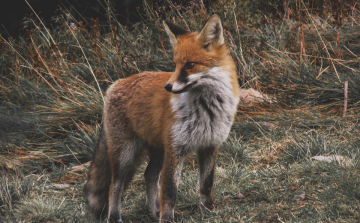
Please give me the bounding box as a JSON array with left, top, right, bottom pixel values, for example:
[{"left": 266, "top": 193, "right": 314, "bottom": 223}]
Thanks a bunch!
[{"left": 1, "top": 0, "right": 359, "bottom": 222}]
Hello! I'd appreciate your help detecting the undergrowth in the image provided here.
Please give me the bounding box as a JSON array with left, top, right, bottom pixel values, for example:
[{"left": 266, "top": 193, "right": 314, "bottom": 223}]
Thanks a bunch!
[{"left": 1, "top": 0, "right": 359, "bottom": 222}]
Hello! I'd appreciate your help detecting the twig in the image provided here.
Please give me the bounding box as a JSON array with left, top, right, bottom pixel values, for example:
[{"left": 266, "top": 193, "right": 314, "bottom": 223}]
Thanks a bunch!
[
  {"left": 337, "top": 29, "right": 341, "bottom": 59},
  {"left": 165, "top": 0, "right": 190, "bottom": 30},
  {"left": 226, "top": 30, "right": 245, "bottom": 77},
  {"left": 233, "top": 10, "right": 247, "bottom": 78},
  {"left": 300, "top": 24, "right": 305, "bottom": 63},
  {"left": 67, "top": 145, "right": 82, "bottom": 165},
  {"left": 300, "top": 0, "right": 341, "bottom": 83},
  {"left": 266, "top": 49, "right": 357, "bottom": 72},
  {"left": 199, "top": 0, "right": 205, "bottom": 10},
  {"left": 233, "top": 11, "right": 247, "bottom": 68},
  {"left": 343, "top": 45, "right": 358, "bottom": 58},
  {"left": 0, "top": 35, "right": 60, "bottom": 95},
  {"left": 68, "top": 25, "right": 105, "bottom": 103},
  {"left": 343, "top": 81, "right": 348, "bottom": 118},
  {"left": 29, "top": 35, "right": 62, "bottom": 89},
  {"left": 25, "top": 0, "right": 69, "bottom": 70},
  {"left": 316, "top": 66, "right": 330, "bottom": 79}
]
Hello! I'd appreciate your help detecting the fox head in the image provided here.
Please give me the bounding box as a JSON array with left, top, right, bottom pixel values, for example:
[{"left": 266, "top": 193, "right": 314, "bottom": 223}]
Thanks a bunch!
[{"left": 163, "top": 15, "right": 234, "bottom": 94}]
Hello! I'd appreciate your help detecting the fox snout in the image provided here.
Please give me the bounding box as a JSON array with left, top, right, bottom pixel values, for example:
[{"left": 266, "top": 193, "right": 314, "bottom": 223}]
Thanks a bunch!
[
  {"left": 164, "top": 68, "right": 195, "bottom": 94},
  {"left": 164, "top": 83, "right": 172, "bottom": 92},
  {"left": 164, "top": 77, "right": 198, "bottom": 94}
]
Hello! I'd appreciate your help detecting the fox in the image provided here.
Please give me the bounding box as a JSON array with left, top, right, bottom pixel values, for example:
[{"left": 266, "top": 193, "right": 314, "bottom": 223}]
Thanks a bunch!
[{"left": 84, "top": 15, "right": 240, "bottom": 223}]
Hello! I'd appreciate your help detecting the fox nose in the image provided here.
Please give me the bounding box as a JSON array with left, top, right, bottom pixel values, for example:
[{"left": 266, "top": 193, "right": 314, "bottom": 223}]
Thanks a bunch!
[{"left": 164, "top": 83, "right": 172, "bottom": 92}]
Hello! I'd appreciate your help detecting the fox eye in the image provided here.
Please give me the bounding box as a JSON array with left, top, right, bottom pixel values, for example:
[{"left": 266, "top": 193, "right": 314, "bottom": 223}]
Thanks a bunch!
[{"left": 184, "top": 62, "right": 196, "bottom": 70}]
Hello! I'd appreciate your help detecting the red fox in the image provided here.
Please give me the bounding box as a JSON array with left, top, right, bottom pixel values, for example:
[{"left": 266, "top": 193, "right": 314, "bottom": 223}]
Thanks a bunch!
[{"left": 85, "top": 15, "right": 240, "bottom": 223}]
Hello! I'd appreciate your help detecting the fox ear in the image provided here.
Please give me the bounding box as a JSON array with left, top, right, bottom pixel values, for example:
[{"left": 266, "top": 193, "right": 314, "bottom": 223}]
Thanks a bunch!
[
  {"left": 198, "top": 15, "right": 224, "bottom": 48},
  {"left": 163, "top": 20, "right": 190, "bottom": 47}
]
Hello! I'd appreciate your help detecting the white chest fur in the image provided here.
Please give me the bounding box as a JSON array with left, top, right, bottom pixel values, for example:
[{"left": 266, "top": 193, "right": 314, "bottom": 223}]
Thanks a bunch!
[{"left": 170, "top": 67, "right": 239, "bottom": 154}]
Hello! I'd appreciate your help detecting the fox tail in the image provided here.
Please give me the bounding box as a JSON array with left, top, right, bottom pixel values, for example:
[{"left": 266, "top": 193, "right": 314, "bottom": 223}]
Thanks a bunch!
[{"left": 84, "top": 125, "right": 111, "bottom": 220}]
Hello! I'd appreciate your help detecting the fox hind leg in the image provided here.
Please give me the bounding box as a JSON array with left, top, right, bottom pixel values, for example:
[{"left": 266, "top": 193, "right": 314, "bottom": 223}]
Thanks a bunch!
[
  {"left": 107, "top": 139, "right": 144, "bottom": 223},
  {"left": 145, "top": 147, "right": 164, "bottom": 218}
]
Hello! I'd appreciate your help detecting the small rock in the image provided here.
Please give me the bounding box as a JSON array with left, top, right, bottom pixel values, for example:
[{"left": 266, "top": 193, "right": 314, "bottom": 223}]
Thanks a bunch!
[
  {"left": 71, "top": 165, "right": 85, "bottom": 172},
  {"left": 24, "top": 174, "right": 40, "bottom": 181},
  {"left": 312, "top": 155, "right": 343, "bottom": 163},
  {"left": 49, "top": 183, "right": 70, "bottom": 190},
  {"left": 70, "top": 161, "right": 91, "bottom": 172},
  {"left": 234, "top": 192, "right": 245, "bottom": 199},
  {"left": 239, "top": 88, "right": 272, "bottom": 103},
  {"left": 69, "top": 23, "right": 77, "bottom": 30},
  {"left": 221, "top": 191, "right": 232, "bottom": 196},
  {"left": 30, "top": 150, "right": 44, "bottom": 155},
  {"left": 293, "top": 193, "right": 305, "bottom": 201},
  {"left": 261, "top": 122, "right": 275, "bottom": 128}
]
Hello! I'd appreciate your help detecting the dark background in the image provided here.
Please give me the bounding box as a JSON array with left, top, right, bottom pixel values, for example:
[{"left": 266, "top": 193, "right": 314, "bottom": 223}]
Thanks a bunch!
[
  {"left": 0, "top": 0, "right": 216, "bottom": 39},
  {"left": 0, "top": 0, "right": 141, "bottom": 38}
]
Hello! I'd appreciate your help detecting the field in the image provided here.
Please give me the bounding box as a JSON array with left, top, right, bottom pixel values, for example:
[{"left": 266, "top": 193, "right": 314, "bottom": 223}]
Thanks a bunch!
[{"left": 0, "top": 0, "right": 359, "bottom": 222}]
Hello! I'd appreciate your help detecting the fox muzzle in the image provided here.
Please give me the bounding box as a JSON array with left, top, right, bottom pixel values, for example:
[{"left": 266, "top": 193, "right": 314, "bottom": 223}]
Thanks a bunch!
[{"left": 164, "top": 83, "right": 173, "bottom": 92}]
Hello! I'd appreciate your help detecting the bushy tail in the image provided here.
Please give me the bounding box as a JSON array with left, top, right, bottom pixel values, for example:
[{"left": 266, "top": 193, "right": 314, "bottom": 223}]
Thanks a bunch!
[{"left": 84, "top": 125, "right": 111, "bottom": 220}]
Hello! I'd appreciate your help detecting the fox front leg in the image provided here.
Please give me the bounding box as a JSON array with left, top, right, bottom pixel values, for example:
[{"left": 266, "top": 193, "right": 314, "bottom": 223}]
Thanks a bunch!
[
  {"left": 159, "top": 150, "right": 185, "bottom": 223},
  {"left": 145, "top": 147, "right": 165, "bottom": 218},
  {"left": 198, "top": 146, "right": 219, "bottom": 210}
]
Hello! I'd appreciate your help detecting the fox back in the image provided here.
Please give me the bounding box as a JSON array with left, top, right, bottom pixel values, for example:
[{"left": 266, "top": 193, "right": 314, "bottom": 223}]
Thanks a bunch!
[{"left": 85, "top": 15, "right": 240, "bottom": 223}]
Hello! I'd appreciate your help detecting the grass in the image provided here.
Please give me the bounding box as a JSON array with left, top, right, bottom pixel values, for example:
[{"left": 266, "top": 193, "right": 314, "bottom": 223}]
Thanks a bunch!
[{"left": 1, "top": 0, "right": 360, "bottom": 222}]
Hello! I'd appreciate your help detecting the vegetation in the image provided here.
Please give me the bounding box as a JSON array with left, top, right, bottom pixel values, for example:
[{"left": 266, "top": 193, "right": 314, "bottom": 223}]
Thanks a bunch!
[{"left": 1, "top": 0, "right": 359, "bottom": 222}]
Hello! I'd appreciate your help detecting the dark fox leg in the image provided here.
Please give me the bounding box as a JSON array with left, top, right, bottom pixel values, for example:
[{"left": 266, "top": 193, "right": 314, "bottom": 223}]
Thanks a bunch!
[
  {"left": 107, "top": 139, "right": 144, "bottom": 223},
  {"left": 122, "top": 164, "right": 138, "bottom": 193},
  {"left": 198, "top": 146, "right": 219, "bottom": 210},
  {"left": 159, "top": 149, "right": 185, "bottom": 223},
  {"left": 145, "top": 147, "right": 164, "bottom": 218},
  {"left": 85, "top": 125, "right": 111, "bottom": 221}
]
